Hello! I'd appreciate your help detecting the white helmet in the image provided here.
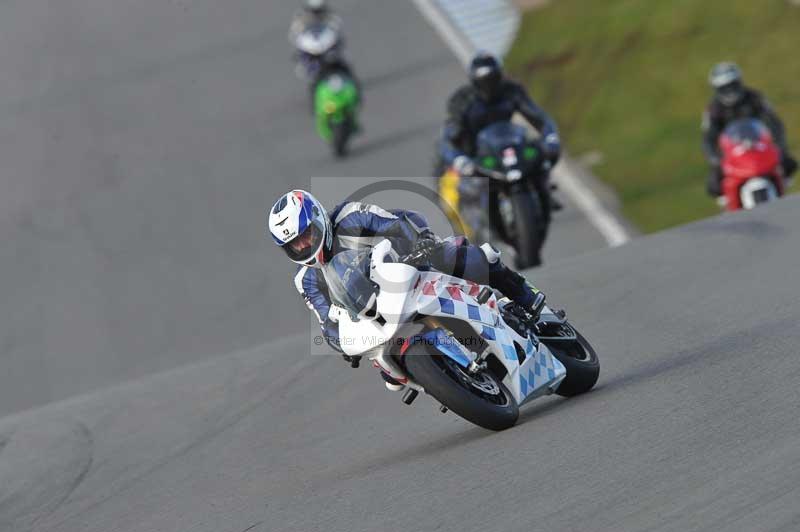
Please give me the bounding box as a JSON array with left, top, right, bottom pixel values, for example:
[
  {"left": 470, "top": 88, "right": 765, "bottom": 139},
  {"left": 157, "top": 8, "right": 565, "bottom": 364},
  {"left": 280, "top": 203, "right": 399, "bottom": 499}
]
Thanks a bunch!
[
  {"left": 709, "top": 62, "right": 742, "bottom": 88},
  {"left": 305, "top": 0, "right": 328, "bottom": 14},
  {"left": 268, "top": 190, "right": 333, "bottom": 267}
]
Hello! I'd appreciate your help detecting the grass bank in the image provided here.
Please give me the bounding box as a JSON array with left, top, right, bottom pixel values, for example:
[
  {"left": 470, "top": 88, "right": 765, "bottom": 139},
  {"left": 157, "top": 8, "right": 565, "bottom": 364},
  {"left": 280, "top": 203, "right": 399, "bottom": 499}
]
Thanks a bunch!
[{"left": 505, "top": 0, "right": 800, "bottom": 232}]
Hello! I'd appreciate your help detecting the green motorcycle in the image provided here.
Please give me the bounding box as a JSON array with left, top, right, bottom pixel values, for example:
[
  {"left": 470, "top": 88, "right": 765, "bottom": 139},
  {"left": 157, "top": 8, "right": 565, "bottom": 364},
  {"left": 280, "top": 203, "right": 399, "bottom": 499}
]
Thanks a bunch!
[{"left": 314, "top": 72, "right": 359, "bottom": 158}]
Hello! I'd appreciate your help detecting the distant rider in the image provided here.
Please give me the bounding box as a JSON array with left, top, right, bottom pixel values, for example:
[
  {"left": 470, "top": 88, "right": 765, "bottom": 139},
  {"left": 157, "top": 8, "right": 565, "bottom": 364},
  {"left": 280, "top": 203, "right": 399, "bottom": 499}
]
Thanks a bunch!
[
  {"left": 289, "top": 0, "right": 343, "bottom": 46},
  {"left": 435, "top": 52, "right": 563, "bottom": 218},
  {"left": 702, "top": 62, "right": 797, "bottom": 197},
  {"left": 289, "top": 1, "right": 361, "bottom": 112},
  {"left": 268, "top": 190, "right": 545, "bottom": 389},
  {"left": 289, "top": 0, "right": 344, "bottom": 79}
]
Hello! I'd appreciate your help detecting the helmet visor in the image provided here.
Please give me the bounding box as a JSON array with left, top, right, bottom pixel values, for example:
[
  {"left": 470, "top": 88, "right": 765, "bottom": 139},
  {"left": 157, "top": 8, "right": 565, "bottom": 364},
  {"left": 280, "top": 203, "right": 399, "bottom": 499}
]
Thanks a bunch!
[
  {"left": 717, "top": 81, "right": 743, "bottom": 105},
  {"left": 284, "top": 219, "right": 324, "bottom": 263}
]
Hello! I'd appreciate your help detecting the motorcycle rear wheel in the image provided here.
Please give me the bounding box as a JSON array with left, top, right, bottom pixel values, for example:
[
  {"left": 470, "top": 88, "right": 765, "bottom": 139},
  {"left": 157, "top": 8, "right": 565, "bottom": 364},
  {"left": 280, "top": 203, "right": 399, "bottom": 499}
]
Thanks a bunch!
[
  {"left": 331, "top": 119, "right": 351, "bottom": 158},
  {"left": 404, "top": 344, "right": 519, "bottom": 431}
]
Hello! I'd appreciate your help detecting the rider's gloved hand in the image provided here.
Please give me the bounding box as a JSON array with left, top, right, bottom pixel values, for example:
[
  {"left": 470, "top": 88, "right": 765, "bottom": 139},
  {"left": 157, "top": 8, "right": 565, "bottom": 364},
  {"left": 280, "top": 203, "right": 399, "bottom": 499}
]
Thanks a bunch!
[
  {"left": 453, "top": 155, "right": 476, "bottom": 177},
  {"left": 404, "top": 232, "right": 441, "bottom": 266},
  {"left": 542, "top": 133, "right": 561, "bottom": 164}
]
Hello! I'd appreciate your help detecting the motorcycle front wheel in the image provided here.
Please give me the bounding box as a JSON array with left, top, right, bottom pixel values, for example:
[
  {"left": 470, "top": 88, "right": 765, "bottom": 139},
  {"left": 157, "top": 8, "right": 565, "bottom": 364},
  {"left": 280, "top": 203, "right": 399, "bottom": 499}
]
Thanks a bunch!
[
  {"left": 508, "top": 189, "right": 545, "bottom": 269},
  {"left": 543, "top": 328, "right": 599, "bottom": 397},
  {"left": 404, "top": 344, "right": 519, "bottom": 431}
]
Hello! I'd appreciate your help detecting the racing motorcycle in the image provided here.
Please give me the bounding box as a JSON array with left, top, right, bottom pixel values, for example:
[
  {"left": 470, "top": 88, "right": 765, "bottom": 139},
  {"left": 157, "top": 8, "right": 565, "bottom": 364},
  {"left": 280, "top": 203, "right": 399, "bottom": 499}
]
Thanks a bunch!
[
  {"left": 718, "top": 118, "right": 786, "bottom": 211},
  {"left": 314, "top": 71, "right": 359, "bottom": 157},
  {"left": 323, "top": 239, "right": 599, "bottom": 431},
  {"left": 440, "top": 122, "right": 552, "bottom": 269}
]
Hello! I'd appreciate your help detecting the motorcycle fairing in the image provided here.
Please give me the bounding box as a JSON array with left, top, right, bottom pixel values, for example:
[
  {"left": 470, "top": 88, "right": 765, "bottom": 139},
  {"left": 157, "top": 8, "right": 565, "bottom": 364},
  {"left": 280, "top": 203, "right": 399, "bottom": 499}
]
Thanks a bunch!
[
  {"left": 406, "top": 328, "right": 472, "bottom": 368},
  {"left": 415, "top": 271, "right": 566, "bottom": 405}
]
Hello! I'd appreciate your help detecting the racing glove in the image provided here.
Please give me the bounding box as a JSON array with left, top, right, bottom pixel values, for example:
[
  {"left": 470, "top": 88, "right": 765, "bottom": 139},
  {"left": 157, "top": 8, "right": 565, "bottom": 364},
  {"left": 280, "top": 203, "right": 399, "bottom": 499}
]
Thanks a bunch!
[
  {"left": 542, "top": 133, "right": 561, "bottom": 165},
  {"left": 403, "top": 231, "right": 442, "bottom": 267},
  {"left": 453, "top": 155, "right": 476, "bottom": 177},
  {"left": 323, "top": 317, "right": 362, "bottom": 367}
]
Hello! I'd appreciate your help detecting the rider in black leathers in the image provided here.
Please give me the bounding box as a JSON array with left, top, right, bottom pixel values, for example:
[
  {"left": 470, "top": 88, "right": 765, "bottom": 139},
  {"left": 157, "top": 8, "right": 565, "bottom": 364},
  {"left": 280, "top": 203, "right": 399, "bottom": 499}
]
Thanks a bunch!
[
  {"left": 435, "top": 52, "right": 562, "bottom": 219},
  {"left": 702, "top": 62, "right": 797, "bottom": 197}
]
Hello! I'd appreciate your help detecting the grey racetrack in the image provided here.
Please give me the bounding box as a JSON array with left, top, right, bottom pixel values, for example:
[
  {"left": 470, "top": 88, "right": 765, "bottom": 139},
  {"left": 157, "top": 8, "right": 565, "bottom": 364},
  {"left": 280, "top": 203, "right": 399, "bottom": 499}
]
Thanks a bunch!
[
  {"left": 0, "top": 0, "right": 604, "bottom": 417},
  {"left": 2, "top": 1, "right": 799, "bottom": 531}
]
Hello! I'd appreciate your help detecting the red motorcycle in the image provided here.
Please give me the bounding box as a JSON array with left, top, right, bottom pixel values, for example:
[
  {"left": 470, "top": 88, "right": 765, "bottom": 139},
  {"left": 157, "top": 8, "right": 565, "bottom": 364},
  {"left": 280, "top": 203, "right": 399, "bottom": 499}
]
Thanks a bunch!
[{"left": 718, "top": 118, "right": 785, "bottom": 211}]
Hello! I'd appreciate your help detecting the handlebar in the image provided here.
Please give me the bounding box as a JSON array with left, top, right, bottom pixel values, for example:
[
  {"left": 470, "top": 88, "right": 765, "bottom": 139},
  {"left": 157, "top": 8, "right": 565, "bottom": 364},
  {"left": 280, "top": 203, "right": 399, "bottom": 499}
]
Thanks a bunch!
[
  {"left": 471, "top": 158, "right": 552, "bottom": 182},
  {"left": 473, "top": 166, "right": 513, "bottom": 181}
]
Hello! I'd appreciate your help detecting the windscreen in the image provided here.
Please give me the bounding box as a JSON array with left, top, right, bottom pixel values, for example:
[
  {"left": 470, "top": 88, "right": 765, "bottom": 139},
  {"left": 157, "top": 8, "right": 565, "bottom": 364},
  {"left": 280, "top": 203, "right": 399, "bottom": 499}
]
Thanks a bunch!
[
  {"left": 476, "top": 122, "right": 529, "bottom": 155},
  {"left": 722, "top": 118, "right": 771, "bottom": 144},
  {"left": 322, "top": 249, "right": 379, "bottom": 318}
]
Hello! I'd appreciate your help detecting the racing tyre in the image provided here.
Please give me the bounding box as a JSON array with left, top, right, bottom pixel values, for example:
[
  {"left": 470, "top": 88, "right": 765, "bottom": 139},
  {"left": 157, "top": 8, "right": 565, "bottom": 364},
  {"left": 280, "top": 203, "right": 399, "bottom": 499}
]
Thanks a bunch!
[
  {"left": 404, "top": 344, "right": 519, "bottom": 431},
  {"left": 510, "top": 189, "right": 544, "bottom": 269},
  {"left": 547, "top": 329, "right": 599, "bottom": 397},
  {"left": 331, "top": 120, "right": 351, "bottom": 158}
]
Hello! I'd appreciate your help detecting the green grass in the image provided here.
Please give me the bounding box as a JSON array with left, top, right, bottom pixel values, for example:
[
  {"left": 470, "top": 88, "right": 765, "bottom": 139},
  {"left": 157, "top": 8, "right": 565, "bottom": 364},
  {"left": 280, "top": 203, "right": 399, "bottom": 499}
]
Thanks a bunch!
[{"left": 505, "top": 0, "right": 800, "bottom": 233}]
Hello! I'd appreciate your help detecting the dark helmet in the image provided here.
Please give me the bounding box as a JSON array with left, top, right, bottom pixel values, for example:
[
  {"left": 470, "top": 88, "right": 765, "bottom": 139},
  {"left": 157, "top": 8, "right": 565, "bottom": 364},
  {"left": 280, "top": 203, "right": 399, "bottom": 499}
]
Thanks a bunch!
[
  {"left": 469, "top": 52, "right": 504, "bottom": 102},
  {"left": 709, "top": 62, "right": 744, "bottom": 106},
  {"left": 304, "top": 0, "right": 328, "bottom": 15}
]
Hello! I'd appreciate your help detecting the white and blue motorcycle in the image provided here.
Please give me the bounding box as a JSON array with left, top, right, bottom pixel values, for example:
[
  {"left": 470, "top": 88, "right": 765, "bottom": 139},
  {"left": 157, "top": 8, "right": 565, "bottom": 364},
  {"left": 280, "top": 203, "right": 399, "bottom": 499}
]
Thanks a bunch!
[{"left": 324, "top": 239, "right": 599, "bottom": 431}]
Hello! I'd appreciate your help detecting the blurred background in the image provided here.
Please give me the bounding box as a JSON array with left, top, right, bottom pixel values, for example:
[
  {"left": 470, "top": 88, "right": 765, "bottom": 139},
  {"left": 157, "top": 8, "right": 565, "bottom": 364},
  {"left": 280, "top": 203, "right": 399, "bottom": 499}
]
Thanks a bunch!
[
  {"left": 1, "top": 0, "right": 798, "bottom": 416},
  {"left": 507, "top": 0, "right": 800, "bottom": 232},
  {"left": 2, "top": 2, "right": 800, "bottom": 531}
]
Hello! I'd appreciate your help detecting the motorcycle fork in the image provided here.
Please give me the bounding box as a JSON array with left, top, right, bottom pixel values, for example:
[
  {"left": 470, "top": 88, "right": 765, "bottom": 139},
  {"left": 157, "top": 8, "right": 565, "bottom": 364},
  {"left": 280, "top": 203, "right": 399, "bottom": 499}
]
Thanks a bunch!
[{"left": 420, "top": 316, "right": 487, "bottom": 374}]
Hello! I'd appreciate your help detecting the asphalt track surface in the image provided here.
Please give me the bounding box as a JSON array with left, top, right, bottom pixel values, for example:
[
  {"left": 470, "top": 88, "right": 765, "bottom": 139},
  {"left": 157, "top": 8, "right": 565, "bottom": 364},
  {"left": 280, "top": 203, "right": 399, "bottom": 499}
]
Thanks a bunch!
[
  {"left": 4, "top": 194, "right": 800, "bottom": 532},
  {"left": 5, "top": 2, "right": 800, "bottom": 532},
  {"left": 0, "top": 0, "right": 605, "bottom": 417}
]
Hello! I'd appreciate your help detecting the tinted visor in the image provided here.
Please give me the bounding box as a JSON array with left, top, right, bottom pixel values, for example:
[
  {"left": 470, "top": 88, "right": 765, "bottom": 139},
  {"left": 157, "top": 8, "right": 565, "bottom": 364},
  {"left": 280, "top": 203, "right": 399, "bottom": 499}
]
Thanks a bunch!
[
  {"left": 284, "top": 220, "right": 324, "bottom": 263},
  {"left": 717, "top": 81, "right": 743, "bottom": 105}
]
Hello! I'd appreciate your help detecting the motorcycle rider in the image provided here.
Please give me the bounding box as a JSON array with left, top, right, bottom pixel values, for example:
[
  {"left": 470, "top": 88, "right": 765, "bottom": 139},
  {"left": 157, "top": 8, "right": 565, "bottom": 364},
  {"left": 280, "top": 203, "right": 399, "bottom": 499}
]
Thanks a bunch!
[
  {"left": 289, "top": 0, "right": 344, "bottom": 79},
  {"left": 289, "top": 1, "right": 361, "bottom": 114},
  {"left": 268, "top": 190, "right": 545, "bottom": 389},
  {"left": 289, "top": 0, "right": 342, "bottom": 42},
  {"left": 435, "top": 52, "right": 563, "bottom": 221},
  {"left": 702, "top": 62, "right": 797, "bottom": 197}
]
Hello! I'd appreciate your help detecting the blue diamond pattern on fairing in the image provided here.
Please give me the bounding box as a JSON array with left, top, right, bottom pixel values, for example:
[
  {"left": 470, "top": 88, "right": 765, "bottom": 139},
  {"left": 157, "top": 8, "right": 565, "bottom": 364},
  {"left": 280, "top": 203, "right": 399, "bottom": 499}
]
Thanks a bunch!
[
  {"left": 519, "top": 373, "right": 528, "bottom": 396},
  {"left": 520, "top": 347, "right": 561, "bottom": 398},
  {"left": 438, "top": 297, "right": 455, "bottom": 314},
  {"left": 502, "top": 343, "right": 517, "bottom": 361}
]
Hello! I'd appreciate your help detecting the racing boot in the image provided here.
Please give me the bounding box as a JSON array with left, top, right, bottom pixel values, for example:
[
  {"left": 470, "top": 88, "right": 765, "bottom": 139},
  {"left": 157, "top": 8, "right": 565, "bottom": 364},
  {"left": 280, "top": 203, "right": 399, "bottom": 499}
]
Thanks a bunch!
[
  {"left": 482, "top": 243, "right": 546, "bottom": 323},
  {"left": 381, "top": 371, "right": 405, "bottom": 392}
]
